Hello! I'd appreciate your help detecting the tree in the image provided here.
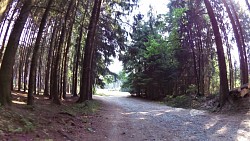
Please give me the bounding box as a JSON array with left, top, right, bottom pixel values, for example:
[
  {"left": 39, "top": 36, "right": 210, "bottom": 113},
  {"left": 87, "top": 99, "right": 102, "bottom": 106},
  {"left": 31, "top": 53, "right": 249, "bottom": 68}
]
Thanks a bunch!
[
  {"left": 221, "top": 0, "right": 247, "bottom": 85},
  {"left": 0, "top": 0, "right": 34, "bottom": 106},
  {"left": 203, "top": 0, "right": 229, "bottom": 107},
  {"left": 51, "top": 0, "right": 76, "bottom": 105},
  {"left": 27, "top": 0, "right": 54, "bottom": 105},
  {"left": 78, "top": 0, "right": 102, "bottom": 102}
]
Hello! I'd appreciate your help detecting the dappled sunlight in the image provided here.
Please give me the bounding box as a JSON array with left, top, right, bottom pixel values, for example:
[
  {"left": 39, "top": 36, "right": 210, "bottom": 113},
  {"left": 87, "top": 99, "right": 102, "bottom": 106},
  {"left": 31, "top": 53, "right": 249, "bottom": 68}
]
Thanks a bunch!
[
  {"left": 121, "top": 112, "right": 136, "bottom": 115},
  {"left": 237, "top": 129, "right": 249, "bottom": 141},
  {"left": 96, "top": 89, "right": 130, "bottom": 97},
  {"left": 205, "top": 119, "right": 218, "bottom": 129},
  {"left": 138, "top": 112, "right": 148, "bottom": 115},
  {"left": 216, "top": 125, "right": 228, "bottom": 135},
  {"left": 12, "top": 92, "right": 27, "bottom": 97},
  {"left": 236, "top": 119, "right": 250, "bottom": 140},
  {"left": 12, "top": 100, "right": 26, "bottom": 105},
  {"left": 189, "top": 109, "right": 207, "bottom": 116},
  {"left": 155, "top": 113, "right": 164, "bottom": 116}
]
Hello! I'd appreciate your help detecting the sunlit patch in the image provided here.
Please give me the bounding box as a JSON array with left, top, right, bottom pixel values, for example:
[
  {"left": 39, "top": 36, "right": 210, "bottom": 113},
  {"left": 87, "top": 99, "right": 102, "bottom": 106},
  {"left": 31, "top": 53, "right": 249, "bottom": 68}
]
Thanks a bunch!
[
  {"left": 138, "top": 112, "right": 148, "bottom": 115},
  {"left": 189, "top": 109, "right": 206, "bottom": 116},
  {"left": 184, "top": 121, "right": 192, "bottom": 125},
  {"left": 122, "top": 112, "right": 135, "bottom": 115},
  {"left": 205, "top": 119, "right": 218, "bottom": 129},
  {"left": 241, "top": 120, "right": 250, "bottom": 127},
  {"left": 139, "top": 117, "right": 145, "bottom": 120},
  {"left": 216, "top": 126, "right": 228, "bottom": 134},
  {"left": 12, "top": 100, "right": 26, "bottom": 105},
  {"left": 155, "top": 113, "right": 164, "bottom": 116},
  {"left": 175, "top": 108, "right": 183, "bottom": 112},
  {"left": 237, "top": 129, "right": 249, "bottom": 141}
]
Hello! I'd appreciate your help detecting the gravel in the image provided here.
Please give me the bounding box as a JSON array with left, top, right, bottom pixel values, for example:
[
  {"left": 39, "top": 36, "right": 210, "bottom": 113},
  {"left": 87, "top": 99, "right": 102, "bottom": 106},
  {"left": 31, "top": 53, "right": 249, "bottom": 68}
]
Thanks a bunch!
[{"left": 94, "top": 90, "right": 250, "bottom": 141}]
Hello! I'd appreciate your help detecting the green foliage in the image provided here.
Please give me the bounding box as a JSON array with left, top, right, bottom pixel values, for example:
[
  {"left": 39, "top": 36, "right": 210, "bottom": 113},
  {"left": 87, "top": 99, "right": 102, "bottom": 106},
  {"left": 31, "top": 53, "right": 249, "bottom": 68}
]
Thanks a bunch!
[
  {"left": 103, "top": 75, "right": 114, "bottom": 84},
  {"left": 164, "top": 95, "right": 191, "bottom": 108},
  {"left": 121, "top": 10, "right": 181, "bottom": 99},
  {"left": 186, "top": 84, "right": 197, "bottom": 94}
]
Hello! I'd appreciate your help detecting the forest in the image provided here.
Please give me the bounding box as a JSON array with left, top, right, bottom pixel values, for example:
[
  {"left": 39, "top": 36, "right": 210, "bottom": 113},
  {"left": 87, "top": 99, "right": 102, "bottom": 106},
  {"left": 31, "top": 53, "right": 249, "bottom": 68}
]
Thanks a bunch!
[{"left": 0, "top": 0, "right": 250, "bottom": 140}]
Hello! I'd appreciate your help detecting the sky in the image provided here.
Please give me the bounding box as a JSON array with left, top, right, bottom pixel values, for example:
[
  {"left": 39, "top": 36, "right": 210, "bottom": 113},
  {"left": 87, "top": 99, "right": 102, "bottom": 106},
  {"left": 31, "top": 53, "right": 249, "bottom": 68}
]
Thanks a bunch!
[{"left": 108, "top": 0, "right": 169, "bottom": 73}]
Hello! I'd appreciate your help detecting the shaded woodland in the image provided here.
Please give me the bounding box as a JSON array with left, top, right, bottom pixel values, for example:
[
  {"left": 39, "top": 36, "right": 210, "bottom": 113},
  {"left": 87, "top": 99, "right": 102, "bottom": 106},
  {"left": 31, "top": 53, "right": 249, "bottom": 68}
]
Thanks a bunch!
[{"left": 0, "top": 0, "right": 249, "bottom": 109}]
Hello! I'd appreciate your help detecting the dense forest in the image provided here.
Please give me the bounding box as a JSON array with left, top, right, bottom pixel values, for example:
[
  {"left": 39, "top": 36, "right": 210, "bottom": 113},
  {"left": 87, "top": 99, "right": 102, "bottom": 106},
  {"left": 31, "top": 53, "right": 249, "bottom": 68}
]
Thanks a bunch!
[
  {"left": 0, "top": 0, "right": 250, "bottom": 140},
  {"left": 0, "top": 0, "right": 249, "bottom": 109}
]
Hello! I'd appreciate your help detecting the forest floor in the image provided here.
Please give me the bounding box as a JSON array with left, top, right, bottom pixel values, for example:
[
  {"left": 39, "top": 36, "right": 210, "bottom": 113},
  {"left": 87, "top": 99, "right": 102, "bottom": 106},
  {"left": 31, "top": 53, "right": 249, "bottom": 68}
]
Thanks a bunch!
[{"left": 0, "top": 90, "right": 249, "bottom": 141}]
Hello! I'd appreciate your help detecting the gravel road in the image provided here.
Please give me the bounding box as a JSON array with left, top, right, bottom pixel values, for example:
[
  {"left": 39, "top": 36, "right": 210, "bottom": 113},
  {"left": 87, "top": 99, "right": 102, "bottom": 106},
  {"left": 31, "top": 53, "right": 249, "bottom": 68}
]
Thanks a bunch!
[{"left": 93, "top": 90, "right": 250, "bottom": 141}]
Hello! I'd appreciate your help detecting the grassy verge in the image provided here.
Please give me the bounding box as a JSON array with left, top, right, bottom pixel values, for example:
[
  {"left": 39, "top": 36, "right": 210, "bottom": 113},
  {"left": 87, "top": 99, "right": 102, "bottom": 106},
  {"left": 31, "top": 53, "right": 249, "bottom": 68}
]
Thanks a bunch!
[{"left": 63, "top": 100, "right": 100, "bottom": 116}]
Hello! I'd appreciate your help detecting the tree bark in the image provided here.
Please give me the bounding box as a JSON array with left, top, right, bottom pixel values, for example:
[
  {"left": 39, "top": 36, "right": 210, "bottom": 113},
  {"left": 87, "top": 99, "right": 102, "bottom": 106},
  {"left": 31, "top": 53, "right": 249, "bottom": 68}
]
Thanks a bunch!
[
  {"left": 204, "top": 0, "right": 229, "bottom": 107},
  {"left": 0, "top": 0, "right": 34, "bottom": 106},
  {"left": 78, "top": 0, "right": 102, "bottom": 102}
]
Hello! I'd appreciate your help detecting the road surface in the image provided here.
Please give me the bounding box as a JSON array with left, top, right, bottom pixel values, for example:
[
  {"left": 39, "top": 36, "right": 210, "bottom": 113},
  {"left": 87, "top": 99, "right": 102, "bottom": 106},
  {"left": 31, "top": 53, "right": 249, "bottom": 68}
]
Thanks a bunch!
[{"left": 91, "top": 89, "right": 250, "bottom": 141}]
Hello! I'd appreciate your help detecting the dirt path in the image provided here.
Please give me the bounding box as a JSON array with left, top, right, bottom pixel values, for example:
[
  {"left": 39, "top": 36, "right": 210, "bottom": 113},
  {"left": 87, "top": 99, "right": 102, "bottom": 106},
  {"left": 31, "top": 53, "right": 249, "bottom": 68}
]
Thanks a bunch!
[{"left": 91, "top": 90, "right": 250, "bottom": 141}]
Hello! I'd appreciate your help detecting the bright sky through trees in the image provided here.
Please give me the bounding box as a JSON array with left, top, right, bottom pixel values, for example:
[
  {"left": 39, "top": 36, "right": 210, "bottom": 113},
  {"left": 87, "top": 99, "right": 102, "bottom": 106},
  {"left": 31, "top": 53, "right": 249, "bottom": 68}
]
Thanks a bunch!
[
  {"left": 108, "top": 0, "right": 249, "bottom": 73},
  {"left": 108, "top": 0, "right": 169, "bottom": 73}
]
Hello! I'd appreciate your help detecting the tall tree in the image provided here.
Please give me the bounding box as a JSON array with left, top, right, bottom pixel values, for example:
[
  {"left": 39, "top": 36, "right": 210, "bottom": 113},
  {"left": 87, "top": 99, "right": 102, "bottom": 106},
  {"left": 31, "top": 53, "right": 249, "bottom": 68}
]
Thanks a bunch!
[
  {"left": 221, "top": 0, "right": 248, "bottom": 85},
  {"left": 27, "top": 0, "right": 54, "bottom": 105},
  {"left": 229, "top": 0, "right": 248, "bottom": 84},
  {"left": 0, "top": 0, "right": 34, "bottom": 105},
  {"left": 204, "top": 0, "right": 229, "bottom": 107},
  {"left": 51, "top": 0, "right": 75, "bottom": 104},
  {"left": 78, "top": 0, "right": 102, "bottom": 102}
]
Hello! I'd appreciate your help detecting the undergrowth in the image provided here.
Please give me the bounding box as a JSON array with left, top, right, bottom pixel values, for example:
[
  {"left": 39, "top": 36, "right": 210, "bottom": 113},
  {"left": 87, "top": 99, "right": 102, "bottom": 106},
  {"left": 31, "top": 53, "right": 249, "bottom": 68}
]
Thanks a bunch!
[
  {"left": 63, "top": 100, "right": 100, "bottom": 116},
  {"left": 163, "top": 95, "right": 192, "bottom": 108},
  {"left": 0, "top": 108, "right": 35, "bottom": 133}
]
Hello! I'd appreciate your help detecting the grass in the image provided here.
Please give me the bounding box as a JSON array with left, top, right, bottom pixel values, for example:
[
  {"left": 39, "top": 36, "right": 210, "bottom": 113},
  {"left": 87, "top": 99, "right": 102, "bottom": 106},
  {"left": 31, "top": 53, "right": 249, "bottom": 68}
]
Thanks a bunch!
[
  {"left": 0, "top": 107, "right": 36, "bottom": 133},
  {"left": 63, "top": 100, "right": 100, "bottom": 116}
]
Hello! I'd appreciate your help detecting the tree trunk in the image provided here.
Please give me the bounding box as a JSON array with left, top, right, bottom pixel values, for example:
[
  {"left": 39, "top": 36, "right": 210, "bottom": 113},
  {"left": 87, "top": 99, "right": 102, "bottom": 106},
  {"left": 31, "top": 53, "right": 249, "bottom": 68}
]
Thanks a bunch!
[
  {"left": 27, "top": 0, "right": 53, "bottom": 105},
  {"left": 204, "top": 0, "right": 229, "bottom": 107},
  {"left": 78, "top": 0, "right": 102, "bottom": 103},
  {"left": 229, "top": 0, "right": 248, "bottom": 84},
  {"left": 222, "top": 0, "right": 248, "bottom": 85},
  {"left": 0, "top": 0, "right": 34, "bottom": 106},
  {"left": 51, "top": 0, "right": 75, "bottom": 105},
  {"left": 0, "top": 0, "right": 20, "bottom": 62},
  {"left": 44, "top": 22, "right": 57, "bottom": 97},
  {"left": 63, "top": 10, "right": 76, "bottom": 99}
]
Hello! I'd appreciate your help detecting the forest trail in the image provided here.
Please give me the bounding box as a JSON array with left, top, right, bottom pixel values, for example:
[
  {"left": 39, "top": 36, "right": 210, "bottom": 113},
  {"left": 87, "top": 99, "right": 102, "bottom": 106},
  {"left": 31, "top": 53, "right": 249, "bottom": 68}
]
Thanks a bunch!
[{"left": 91, "top": 90, "right": 250, "bottom": 141}]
